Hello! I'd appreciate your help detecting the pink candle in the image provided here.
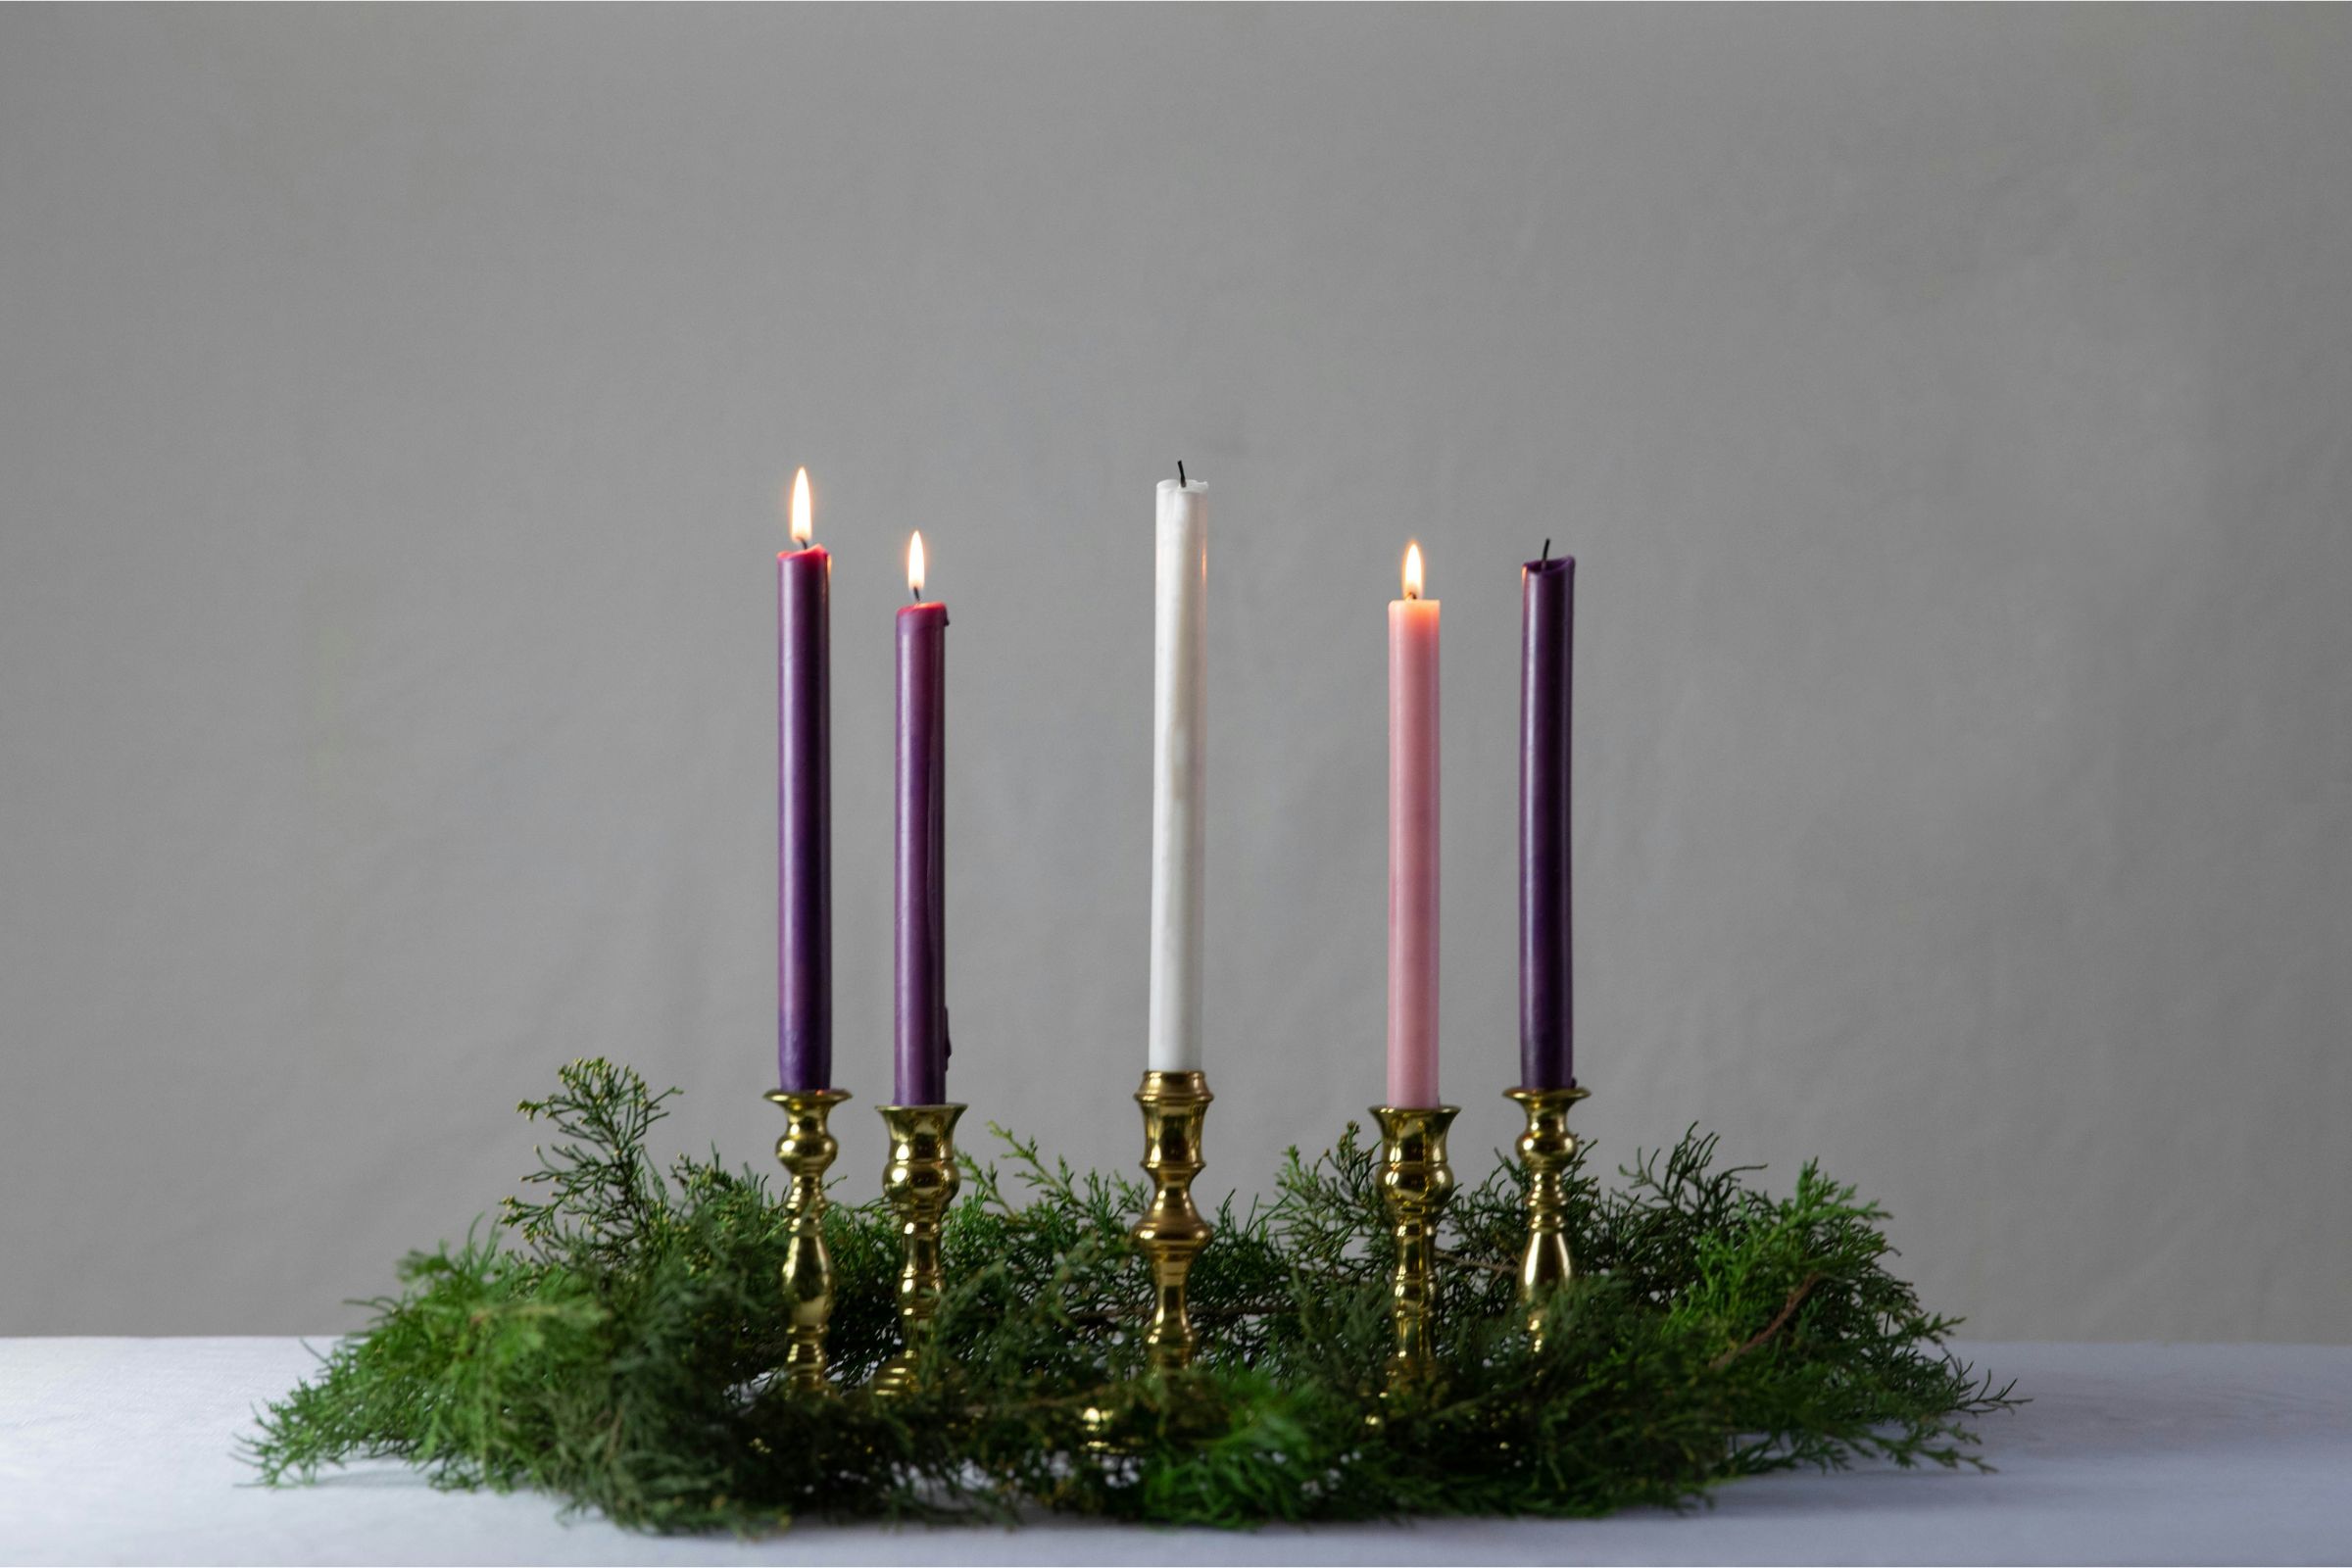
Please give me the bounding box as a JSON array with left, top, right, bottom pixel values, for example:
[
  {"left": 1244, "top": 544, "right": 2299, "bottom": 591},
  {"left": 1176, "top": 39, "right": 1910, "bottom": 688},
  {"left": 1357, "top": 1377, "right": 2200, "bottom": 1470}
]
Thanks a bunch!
[{"left": 1388, "top": 542, "right": 1441, "bottom": 1107}]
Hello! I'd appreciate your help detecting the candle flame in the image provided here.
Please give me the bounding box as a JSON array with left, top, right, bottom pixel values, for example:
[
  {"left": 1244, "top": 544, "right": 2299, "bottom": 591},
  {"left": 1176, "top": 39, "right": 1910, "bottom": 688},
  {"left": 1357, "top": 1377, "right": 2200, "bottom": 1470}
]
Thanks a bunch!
[
  {"left": 1402, "top": 540, "right": 1424, "bottom": 600},
  {"left": 788, "top": 467, "right": 812, "bottom": 545},
  {"left": 907, "top": 530, "right": 926, "bottom": 599}
]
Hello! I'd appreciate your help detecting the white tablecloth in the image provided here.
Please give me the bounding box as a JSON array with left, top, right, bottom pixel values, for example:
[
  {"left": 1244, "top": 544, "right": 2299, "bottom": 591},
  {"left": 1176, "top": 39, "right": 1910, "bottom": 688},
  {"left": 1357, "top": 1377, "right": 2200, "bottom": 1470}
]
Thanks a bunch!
[{"left": 2, "top": 1339, "right": 2347, "bottom": 1564}]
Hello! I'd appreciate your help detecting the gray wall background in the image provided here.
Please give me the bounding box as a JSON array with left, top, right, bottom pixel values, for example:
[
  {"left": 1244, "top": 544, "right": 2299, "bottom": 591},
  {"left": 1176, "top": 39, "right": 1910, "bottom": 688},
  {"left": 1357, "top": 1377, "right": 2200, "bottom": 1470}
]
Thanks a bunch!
[{"left": 3, "top": 6, "right": 2346, "bottom": 1342}]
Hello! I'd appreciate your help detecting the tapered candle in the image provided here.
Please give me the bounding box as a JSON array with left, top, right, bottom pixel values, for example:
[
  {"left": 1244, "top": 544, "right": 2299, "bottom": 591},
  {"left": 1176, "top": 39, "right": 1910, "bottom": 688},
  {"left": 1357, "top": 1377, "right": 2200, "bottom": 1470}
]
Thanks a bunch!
[
  {"left": 1388, "top": 542, "right": 1441, "bottom": 1107},
  {"left": 1148, "top": 472, "right": 1208, "bottom": 1072},
  {"left": 1520, "top": 548, "right": 1575, "bottom": 1090},
  {"left": 895, "top": 531, "right": 950, "bottom": 1103},
  {"left": 776, "top": 469, "right": 832, "bottom": 1093}
]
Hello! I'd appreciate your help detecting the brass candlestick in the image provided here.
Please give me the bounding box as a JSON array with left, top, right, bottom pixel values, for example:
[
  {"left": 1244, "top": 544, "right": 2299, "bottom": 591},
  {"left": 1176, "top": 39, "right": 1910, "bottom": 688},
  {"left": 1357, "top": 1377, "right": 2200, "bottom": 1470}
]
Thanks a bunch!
[
  {"left": 1131, "top": 1069, "right": 1213, "bottom": 1372},
  {"left": 870, "top": 1102, "right": 965, "bottom": 1396},
  {"left": 765, "top": 1086, "right": 851, "bottom": 1395},
  {"left": 1372, "top": 1105, "right": 1459, "bottom": 1389},
  {"left": 1505, "top": 1084, "right": 1590, "bottom": 1350}
]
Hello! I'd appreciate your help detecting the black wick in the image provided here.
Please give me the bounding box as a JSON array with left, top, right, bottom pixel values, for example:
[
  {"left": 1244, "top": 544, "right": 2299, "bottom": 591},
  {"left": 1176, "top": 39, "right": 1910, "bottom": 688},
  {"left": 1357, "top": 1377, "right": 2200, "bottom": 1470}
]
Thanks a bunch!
[
  {"left": 1178, "top": 460, "right": 1188, "bottom": 489},
  {"left": 1540, "top": 537, "right": 1552, "bottom": 564}
]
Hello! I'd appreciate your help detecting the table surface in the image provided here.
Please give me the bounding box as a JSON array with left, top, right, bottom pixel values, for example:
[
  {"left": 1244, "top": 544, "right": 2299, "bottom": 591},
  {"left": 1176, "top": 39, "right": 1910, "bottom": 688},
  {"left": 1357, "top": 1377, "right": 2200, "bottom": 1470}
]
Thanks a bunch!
[{"left": 2, "top": 1339, "right": 2347, "bottom": 1565}]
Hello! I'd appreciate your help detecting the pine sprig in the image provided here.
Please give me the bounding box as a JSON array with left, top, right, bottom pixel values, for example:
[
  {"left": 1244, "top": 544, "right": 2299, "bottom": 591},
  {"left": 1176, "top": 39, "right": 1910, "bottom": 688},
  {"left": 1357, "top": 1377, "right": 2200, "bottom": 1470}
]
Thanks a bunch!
[{"left": 246, "top": 1058, "right": 2017, "bottom": 1533}]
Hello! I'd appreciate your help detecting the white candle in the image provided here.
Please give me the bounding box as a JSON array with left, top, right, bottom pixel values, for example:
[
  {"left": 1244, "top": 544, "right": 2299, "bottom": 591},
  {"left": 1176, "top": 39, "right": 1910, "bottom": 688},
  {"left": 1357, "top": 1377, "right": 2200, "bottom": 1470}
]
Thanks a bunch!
[{"left": 1148, "top": 474, "right": 1207, "bottom": 1072}]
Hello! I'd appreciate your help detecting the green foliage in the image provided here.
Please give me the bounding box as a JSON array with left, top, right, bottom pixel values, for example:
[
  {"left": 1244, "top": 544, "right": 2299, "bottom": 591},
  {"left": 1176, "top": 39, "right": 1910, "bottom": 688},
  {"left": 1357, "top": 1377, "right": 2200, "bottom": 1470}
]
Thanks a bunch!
[{"left": 247, "top": 1058, "right": 2016, "bottom": 1534}]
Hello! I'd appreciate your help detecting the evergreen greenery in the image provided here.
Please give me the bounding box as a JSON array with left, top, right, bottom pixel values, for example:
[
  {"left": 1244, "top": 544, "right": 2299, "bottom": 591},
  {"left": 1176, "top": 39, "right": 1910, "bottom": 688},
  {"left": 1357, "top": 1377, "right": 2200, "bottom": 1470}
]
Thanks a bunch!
[{"left": 247, "top": 1058, "right": 2016, "bottom": 1533}]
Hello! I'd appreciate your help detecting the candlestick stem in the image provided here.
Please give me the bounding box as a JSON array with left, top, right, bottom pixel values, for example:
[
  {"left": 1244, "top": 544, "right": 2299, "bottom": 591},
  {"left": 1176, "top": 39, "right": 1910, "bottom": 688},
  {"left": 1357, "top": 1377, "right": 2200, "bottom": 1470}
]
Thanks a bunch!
[
  {"left": 1505, "top": 1085, "right": 1590, "bottom": 1351},
  {"left": 1131, "top": 1069, "right": 1213, "bottom": 1371},
  {"left": 765, "top": 1087, "right": 850, "bottom": 1395},
  {"left": 871, "top": 1102, "right": 965, "bottom": 1396},
  {"left": 1373, "top": 1105, "right": 1459, "bottom": 1390}
]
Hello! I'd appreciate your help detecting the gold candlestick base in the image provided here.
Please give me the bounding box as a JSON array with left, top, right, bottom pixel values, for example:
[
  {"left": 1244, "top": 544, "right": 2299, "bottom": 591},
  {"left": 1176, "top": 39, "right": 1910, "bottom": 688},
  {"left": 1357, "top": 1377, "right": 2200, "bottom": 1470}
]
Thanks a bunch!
[
  {"left": 1131, "top": 1069, "right": 1213, "bottom": 1372},
  {"left": 765, "top": 1086, "right": 851, "bottom": 1395},
  {"left": 870, "top": 1102, "right": 965, "bottom": 1397},
  {"left": 1506, "top": 1084, "right": 1590, "bottom": 1351},
  {"left": 1372, "top": 1105, "right": 1459, "bottom": 1390}
]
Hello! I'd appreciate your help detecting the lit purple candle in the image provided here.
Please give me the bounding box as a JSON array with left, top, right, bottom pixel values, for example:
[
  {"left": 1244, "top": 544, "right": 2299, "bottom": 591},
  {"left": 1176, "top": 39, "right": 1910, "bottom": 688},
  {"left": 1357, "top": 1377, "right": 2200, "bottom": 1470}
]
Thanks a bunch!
[
  {"left": 1519, "top": 547, "right": 1574, "bottom": 1090},
  {"left": 894, "top": 532, "right": 950, "bottom": 1104},
  {"left": 776, "top": 468, "right": 832, "bottom": 1093}
]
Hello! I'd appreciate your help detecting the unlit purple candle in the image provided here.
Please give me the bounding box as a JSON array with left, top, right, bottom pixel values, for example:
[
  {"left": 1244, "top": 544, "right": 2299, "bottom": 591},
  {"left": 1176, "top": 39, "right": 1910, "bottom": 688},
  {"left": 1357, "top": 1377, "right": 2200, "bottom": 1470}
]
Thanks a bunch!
[
  {"left": 776, "top": 468, "right": 832, "bottom": 1092},
  {"left": 1518, "top": 551, "right": 1574, "bottom": 1090},
  {"left": 894, "top": 532, "right": 950, "bottom": 1104}
]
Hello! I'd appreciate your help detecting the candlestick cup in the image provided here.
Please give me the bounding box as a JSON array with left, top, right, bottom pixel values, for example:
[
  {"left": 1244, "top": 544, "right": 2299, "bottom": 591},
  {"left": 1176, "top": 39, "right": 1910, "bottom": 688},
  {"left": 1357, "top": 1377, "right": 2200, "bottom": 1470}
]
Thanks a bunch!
[
  {"left": 1505, "top": 1084, "right": 1590, "bottom": 1351},
  {"left": 1372, "top": 1104, "right": 1459, "bottom": 1391},
  {"left": 871, "top": 1102, "right": 965, "bottom": 1396},
  {"left": 765, "top": 1087, "right": 851, "bottom": 1394},
  {"left": 1131, "top": 1069, "right": 1213, "bottom": 1371}
]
